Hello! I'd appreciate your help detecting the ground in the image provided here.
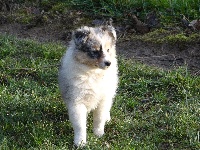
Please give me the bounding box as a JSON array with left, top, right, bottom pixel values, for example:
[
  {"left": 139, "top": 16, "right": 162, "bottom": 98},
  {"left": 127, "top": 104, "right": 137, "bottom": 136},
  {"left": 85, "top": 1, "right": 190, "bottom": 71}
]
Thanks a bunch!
[{"left": 0, "top": 11, "right": 199, "bottom": 75}]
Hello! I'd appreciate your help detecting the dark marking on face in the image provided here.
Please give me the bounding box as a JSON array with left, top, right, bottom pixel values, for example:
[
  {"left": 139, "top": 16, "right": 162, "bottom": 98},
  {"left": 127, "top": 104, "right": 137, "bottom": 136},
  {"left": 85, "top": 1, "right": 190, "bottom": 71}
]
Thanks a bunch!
[
  {"left": 73, "top": 30, "right": 90, "bottom": 47},
  {"left": 79, "top": 43, "right": 90, "bottom": 52},
  {"left": 74, "top": 30, "right": 90, "bottom": 40},
  {"left": 87, "top": 45, "right": 103, "bottom": 59},
  {"left": 77, "top": 39, "right": 103, "bottom": 59}
]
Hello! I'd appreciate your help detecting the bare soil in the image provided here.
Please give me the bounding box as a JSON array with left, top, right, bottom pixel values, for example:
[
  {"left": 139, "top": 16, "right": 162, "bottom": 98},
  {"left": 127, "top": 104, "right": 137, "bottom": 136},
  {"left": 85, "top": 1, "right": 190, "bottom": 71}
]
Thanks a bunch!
[
  {"left": 0, "top": 17, "right": 199, "bottom": 75},
  {"left": 117, "top": 39, "right": 200, "bottom": 74}
]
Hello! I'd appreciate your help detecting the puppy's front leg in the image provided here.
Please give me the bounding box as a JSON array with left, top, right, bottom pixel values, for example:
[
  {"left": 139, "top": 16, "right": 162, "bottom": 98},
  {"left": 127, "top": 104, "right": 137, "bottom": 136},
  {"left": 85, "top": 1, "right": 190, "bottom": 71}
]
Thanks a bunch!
[
  {"left": 93, "top": 99, "right": 112, "bottom": 137},
  {"left": 68, "top": 104, "right": 87, "bottom": 147}
]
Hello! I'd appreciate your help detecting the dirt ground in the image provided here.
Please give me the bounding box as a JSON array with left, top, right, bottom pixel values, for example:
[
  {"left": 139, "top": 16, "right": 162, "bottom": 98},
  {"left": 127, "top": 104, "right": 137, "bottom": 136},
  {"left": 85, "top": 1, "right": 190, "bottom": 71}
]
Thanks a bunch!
[
  {"left": 0, "top": 18, "right": 199, "bottom": 75},
  {"left": 117, "top": 39, "right": 200, "bottom": 74}
]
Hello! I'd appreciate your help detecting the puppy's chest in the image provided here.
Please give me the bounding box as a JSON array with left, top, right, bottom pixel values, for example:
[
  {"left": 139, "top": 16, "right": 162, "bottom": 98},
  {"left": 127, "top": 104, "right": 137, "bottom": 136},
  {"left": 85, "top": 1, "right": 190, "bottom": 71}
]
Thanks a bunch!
[
  {"left": 79, "top": 73, "right": 105, "bottom": 93},
  {"left": 73, "top": 73, "right": 106, "bottom": 103},
  {"left": 71, "top": 72, "right": 107, "bottom": 110}
]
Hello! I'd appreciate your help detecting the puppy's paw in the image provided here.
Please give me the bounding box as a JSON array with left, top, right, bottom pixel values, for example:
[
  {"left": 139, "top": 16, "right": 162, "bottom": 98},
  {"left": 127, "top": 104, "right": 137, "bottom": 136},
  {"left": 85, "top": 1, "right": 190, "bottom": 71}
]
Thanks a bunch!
[
  {"left": 74, "top": 137, "right": 86, "bottom": 147},
  {"left": 93, "top": 128, "right": 104, "bottom": 137}
]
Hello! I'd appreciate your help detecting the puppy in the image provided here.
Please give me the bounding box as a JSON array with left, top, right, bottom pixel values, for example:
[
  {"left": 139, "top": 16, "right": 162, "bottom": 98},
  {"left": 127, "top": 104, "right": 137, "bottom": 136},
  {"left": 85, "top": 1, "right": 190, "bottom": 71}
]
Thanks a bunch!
[{"left": 58, "top": 25, "right": 118, "bottom": 147}]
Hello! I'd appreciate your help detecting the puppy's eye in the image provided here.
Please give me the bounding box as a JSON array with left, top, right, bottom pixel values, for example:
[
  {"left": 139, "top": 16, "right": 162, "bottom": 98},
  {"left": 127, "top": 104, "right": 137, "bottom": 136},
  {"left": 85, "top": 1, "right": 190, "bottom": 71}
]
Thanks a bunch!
[
  {"left": 107, "top": 49, "right": 109, "bottom": 52},
  {"left": 88, "top": 50, "right": 103, "bottom": 59}
]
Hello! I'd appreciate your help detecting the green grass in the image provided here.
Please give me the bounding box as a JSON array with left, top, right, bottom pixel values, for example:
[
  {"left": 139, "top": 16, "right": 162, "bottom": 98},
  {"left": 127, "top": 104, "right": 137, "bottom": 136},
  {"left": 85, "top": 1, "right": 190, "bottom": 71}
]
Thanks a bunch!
[
  {"left": 127, "top": 29, "right": 200, "bottom": 44},
  {"left": 0, "top": 34, "right": 200, "bottom": 149},
  {"left": 2, "top": 0, "right": 200, "bottom": 25},
  {"left": 71, "top": 0, "right": 200, "bottom": 19},
  {"left": 68, "top": 0, "right": 200, "bottom": 19}
]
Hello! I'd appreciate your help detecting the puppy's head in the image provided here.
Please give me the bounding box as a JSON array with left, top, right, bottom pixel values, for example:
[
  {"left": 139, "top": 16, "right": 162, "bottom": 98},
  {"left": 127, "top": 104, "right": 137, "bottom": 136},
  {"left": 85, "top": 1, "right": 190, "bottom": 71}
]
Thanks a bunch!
[{"left": 72, "top": 26, "right": 116, "bottom": 69}]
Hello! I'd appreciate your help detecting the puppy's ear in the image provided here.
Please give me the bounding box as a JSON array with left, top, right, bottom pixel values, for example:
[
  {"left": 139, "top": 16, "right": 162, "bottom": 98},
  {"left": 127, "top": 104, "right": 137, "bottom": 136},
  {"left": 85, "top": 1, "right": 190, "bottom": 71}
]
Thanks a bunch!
[
  {"left": 106, "top": 18, "right": 113, "bottom": 26},
  {"left": 101, "top": 25, "right": 117, "bottom": 41},
  {"left": 73, "top": 29, "right": 90, "bottom": 46},
  {"left": 99, "top": 18, "right": 116, "bottom": 41}
]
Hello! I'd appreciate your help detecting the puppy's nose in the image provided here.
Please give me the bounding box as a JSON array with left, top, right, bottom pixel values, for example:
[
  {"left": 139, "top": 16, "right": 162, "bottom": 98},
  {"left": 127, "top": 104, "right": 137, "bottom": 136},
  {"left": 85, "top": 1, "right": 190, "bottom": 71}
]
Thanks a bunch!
[{"left": 105, "top": 61, "right": 111, "bottom": 66}]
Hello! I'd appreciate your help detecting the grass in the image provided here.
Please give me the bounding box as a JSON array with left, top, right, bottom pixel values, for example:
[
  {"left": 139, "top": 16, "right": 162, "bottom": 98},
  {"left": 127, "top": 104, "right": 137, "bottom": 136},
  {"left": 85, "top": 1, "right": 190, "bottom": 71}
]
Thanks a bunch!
[
  {"left": 69, "top": 0, "right": 200, "bottom": 21},
  {"left": 68, "top": 0, "right": 200, "bottom": 19},
  {"left": 1, "top": 0, "right": 200, "bottom": 26},
  {"left": 60, "top": 0, "right": 200, "bottom": 24},
  {"left": 127, "top": 29, "right": 200, "bottom": 44},
  {"left": 0, "top": 34, "right": 200, "bottom": 149}
]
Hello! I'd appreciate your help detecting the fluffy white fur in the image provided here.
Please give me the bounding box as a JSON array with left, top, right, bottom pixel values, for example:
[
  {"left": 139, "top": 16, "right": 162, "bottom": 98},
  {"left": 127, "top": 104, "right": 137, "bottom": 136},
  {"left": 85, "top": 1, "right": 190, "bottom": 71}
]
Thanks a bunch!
[{"left": 58, "top": 26, "right": 118, "bottom": 147}]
